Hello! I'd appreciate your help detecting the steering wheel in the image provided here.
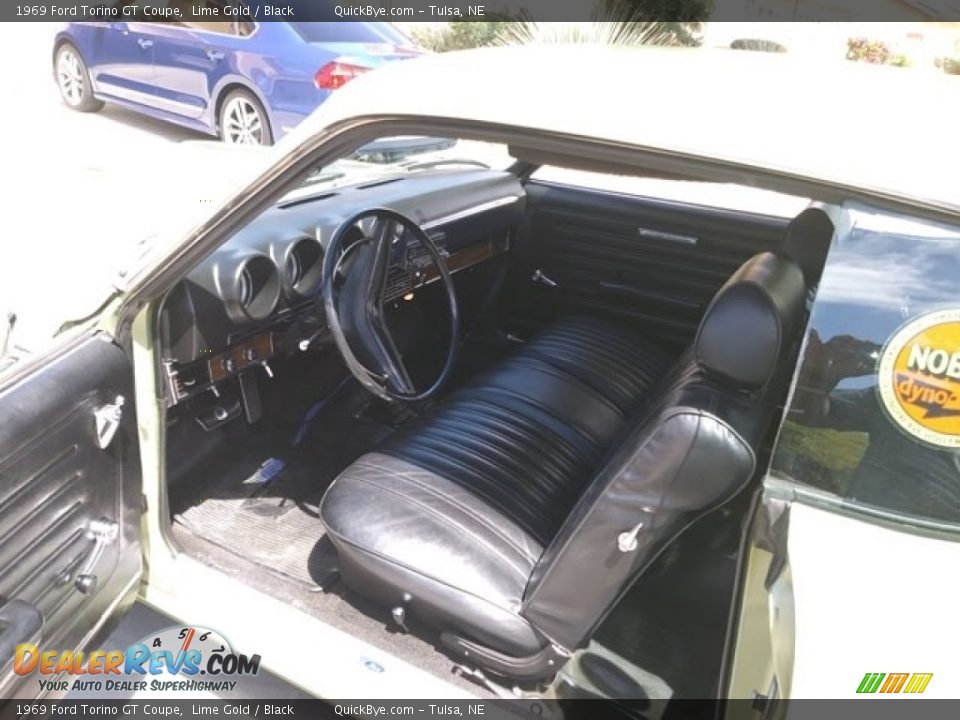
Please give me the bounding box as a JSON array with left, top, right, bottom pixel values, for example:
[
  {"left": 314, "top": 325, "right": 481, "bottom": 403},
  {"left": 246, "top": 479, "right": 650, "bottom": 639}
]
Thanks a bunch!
[{"left": 322, "top": 208, "right": 460, "bottom": 403}]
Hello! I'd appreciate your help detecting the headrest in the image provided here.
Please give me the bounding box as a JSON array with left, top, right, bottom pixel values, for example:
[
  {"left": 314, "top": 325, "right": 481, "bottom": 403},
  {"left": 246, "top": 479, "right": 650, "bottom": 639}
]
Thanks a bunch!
[
  {"left": 780, "top": 207, "right": 834, "bottom": 287},
  {"left": 695, "top": 252, "right": 805, "bottom": 390}
]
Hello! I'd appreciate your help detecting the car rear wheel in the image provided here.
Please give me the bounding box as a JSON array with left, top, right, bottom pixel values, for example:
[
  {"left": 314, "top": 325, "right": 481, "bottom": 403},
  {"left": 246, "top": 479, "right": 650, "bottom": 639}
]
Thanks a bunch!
[
  {"left": 55, "top": 44, "right": 103, "bottom": 113},
  {"left": 219, "top": 90, "right": 273, "bottom": 146}
]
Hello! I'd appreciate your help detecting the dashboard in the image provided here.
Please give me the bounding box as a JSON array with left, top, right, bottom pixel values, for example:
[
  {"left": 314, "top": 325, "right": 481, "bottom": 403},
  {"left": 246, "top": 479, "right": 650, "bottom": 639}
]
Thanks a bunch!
[{"left": 159, "top": 168, "right": 525, "bottom": 406}]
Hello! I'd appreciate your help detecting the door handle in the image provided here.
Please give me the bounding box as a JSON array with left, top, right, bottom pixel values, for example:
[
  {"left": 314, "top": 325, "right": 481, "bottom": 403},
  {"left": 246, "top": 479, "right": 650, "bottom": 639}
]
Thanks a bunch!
[
  {"left": 0, "top": 600, "right": 43, "bottom": 667},
  {"left": 137, "top": 38, "right": 154, "bottom": 50},
  {"left": 73, "top": 519, "right": 120, "bottom": 595},
  {"left": 206, "top": 50, "right": 225, "bottom": 61},
  {"left": 531, "top": 268, "right": 558, "bottom": 288},
  {"left": 94, "top": 395, "right": 125, "bottom": 450}
]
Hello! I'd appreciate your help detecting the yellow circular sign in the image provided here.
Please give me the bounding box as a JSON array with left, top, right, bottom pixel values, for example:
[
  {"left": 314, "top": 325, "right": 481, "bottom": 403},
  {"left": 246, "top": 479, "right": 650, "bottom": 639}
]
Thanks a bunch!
[{"left": 877, "top": 308, "right": 960, "bottom": 448}]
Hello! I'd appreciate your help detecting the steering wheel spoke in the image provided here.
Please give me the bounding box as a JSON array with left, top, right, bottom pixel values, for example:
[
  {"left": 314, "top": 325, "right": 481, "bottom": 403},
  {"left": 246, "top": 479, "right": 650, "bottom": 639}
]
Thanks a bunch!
[{"left": 323, "top": 208, "right": 460, "bottom": 403}]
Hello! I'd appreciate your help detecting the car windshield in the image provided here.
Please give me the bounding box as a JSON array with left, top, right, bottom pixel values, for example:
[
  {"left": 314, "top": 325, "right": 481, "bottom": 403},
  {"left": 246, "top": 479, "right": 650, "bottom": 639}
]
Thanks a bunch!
[
  {"left": 365, "top": 24, "right": 416, "bottom": 46},
  {"left": 280, "top": 136, "right": 516, "bottom": 203},
  {"left": 290, "top": 22, "right": 405, "bottom": 44}
]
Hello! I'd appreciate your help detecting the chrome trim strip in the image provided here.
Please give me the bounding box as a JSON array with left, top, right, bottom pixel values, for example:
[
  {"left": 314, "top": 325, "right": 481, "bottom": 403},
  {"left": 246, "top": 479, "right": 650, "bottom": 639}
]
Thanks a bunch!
[
  {"left": 123, "top": 19, "right": 261, "bottom": 42},
  {"left": 422, "top": 195, "right": 522, "bottom": 230},
  {"left": 637, "top": 226, "right": 698, "bottom": 246},
  {"left": 764, "top": 473, "right": 960, "bottom": 541}
]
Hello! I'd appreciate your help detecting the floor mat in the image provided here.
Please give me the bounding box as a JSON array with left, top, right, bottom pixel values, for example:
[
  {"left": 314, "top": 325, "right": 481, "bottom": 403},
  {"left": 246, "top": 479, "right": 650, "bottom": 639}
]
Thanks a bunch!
[
  {"left": 175, "top": 411, "right": 390, "bottom": 588},
  {"left": 169, "top": 369, "right": 515, "bottom": 698},
  {"left": 170, "top": 408, "right": 495, "bottom": 696}
]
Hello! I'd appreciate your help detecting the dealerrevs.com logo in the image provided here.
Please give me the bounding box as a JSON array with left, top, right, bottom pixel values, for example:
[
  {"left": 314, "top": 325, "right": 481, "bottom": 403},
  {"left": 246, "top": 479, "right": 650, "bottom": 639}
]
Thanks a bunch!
[{"left": 14, "top": 626, "right": 261, "bottom": 695}]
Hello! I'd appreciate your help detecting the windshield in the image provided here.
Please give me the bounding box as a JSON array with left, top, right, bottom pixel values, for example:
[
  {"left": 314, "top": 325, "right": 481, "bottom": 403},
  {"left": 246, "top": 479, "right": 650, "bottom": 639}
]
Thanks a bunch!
[
  {"left": 281, "top": 136, "right": 516, "bottom": 204},
  {"left": 290, "top": 22, "right": 409, "bottom": 45}
]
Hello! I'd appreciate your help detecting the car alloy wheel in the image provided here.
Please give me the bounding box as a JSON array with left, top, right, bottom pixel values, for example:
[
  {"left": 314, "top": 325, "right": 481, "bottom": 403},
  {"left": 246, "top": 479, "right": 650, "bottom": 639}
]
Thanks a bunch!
[
  {"left": 222, "top": 95, "right": 267, "bottom": 146},
  {"left": 57, "top": 48, "right": 85, "bottom": 106}
]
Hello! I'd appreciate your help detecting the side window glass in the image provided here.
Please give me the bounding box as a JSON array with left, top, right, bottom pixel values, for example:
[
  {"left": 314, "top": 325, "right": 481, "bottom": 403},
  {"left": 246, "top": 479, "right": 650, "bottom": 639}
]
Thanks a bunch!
[
  {"left": 167, "top": 0, "right": 255, "bottom": 35},
  {"left": 773, "top": 206, "right": 960, "bottom": 529},
  {"left": 531, "top": 166, "right": 810, "bottom": 219}
]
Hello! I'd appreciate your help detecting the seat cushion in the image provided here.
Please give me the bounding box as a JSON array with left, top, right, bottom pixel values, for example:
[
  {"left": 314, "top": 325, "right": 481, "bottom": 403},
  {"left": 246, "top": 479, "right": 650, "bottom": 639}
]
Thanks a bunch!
[
  {"left": 516, "top": 315, "right": 674, "bottom": 415},
  {"left": 380, "top": 317, "right": 673, "bottom": 544},
  {"left": 379, "top": 384, "right": 602, "bottom": 546},
  {"left": 320, "top": 315, "right": 673, "bottom": 657},
  {"left": 320, "top": 452, "right": 547, "bottom": 656}
]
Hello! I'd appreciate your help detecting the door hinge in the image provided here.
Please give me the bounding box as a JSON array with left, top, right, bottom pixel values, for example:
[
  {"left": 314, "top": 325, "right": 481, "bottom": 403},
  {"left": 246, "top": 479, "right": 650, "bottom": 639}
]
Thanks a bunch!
[{"left": 94, "top": 395, "right": 125, "bottom": 450}]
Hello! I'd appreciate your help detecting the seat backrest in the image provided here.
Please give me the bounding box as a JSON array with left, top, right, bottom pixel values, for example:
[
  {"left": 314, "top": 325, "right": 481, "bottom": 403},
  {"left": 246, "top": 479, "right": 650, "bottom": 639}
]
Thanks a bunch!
[
  {"left": 780, "top": 206, "right": 834, "bottom": 293},
  {"left": 521, "top": 251, "right": 806, "bottom": 651}
]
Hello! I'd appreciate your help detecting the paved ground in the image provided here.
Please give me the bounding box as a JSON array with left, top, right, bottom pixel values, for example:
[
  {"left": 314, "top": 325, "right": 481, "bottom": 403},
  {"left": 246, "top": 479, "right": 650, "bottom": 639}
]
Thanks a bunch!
[{"left": 0, "top": 23, "right": 223, "bottom": 357}]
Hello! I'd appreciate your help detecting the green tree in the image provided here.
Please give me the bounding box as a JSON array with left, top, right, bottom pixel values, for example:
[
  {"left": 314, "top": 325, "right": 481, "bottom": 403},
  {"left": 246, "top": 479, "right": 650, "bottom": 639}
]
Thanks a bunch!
[
  {"left": 496, "top": 0, "right": 708, "bottom": 48},
  {"left": 606, "top": 0, "right": 711, "bottom": 45},
  {"left": 412, "top": 0, "right": 711, "bottom": 52},
  {"left": 412, "top": 22, "right": 511, "bottom": 52}
]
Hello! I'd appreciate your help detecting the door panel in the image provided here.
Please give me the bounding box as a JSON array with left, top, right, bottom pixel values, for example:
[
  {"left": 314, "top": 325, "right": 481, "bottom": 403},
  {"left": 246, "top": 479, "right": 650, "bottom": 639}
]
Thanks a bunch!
[
  {"left": 87, "top": 23, "right": 157, "bottom": 107},
  {"left": 0, "top": 333, "right": 140, "bottom": 696},
  {"left": 507, "top": 181, "right": 790, "bottom": 352},
  {"left": 149, "top": 25, "right": 235, "bottom": 119}
]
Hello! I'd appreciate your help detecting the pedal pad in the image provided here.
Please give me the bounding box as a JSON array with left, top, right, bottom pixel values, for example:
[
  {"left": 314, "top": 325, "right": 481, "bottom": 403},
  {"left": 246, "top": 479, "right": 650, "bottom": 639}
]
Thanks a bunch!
[
  {"left": 238, "top": 369, "right": 262, "bottom": 423},
  {"left": 242, "top": 457, "right": 286, "bottom": 487}
]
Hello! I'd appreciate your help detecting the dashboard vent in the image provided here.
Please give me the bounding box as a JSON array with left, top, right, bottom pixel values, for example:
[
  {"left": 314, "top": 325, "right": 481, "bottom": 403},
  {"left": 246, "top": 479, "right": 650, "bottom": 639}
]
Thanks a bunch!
[
  {"left": 228, "top": 254, "right": 281, "bottom": 324},
  {"left": 277, "top": 192, "right": 338, "bottom": 210},
  {"left": 284, "top": 237, "right": 324, "bottom": 298}
]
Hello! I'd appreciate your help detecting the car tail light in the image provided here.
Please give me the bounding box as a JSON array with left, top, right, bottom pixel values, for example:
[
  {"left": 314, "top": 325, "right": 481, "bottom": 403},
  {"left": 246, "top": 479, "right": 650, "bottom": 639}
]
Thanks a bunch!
[{"left": 315, "top": 62, "right": 370, "bottom": 90}]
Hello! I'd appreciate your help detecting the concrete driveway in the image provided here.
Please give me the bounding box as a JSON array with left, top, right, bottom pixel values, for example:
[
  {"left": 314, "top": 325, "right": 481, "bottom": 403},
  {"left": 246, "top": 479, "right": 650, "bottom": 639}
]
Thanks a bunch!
[{"left": 0, "top": 23, "right": 233, "bottom": 358}]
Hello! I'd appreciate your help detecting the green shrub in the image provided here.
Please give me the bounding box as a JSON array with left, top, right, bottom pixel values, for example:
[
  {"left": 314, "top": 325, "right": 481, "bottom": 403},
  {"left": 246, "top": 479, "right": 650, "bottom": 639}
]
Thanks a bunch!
[
  {"left": 495, "top": 21, "right": 701, "bottom": 47},
  {"left": 940, "top": 56, "right": 960, "bottom": 75},
  {"left": 889, "top": 53, "right": 910, "bottom": 68},
  {"left": 730, "top": 38, "right": 787, "bottom": 53},
  {"left": 412, "top": 1, "right": 708, "bottom": 52},
  {"left": 411, "top": 22, "right": 510, "bottom": 52}
]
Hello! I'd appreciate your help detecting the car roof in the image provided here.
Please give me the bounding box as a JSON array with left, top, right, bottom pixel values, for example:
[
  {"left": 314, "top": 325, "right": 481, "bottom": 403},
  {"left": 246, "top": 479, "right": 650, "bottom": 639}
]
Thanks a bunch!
[{"left": 296, "top": 44, "right": 959, "bottom": 216}]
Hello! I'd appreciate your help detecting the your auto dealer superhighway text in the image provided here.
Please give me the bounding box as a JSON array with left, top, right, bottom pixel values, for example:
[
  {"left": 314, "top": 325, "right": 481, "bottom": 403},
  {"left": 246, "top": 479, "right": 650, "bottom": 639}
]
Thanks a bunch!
[{"left": 40, "top": 3, "right": 293, "bottom": 18}]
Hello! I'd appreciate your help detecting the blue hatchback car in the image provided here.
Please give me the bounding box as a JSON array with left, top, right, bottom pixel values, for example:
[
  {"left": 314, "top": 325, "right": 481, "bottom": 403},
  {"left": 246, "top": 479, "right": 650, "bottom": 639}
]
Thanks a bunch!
[{"left": 53, "top": 10, "right": 420, "bottom": 145}]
